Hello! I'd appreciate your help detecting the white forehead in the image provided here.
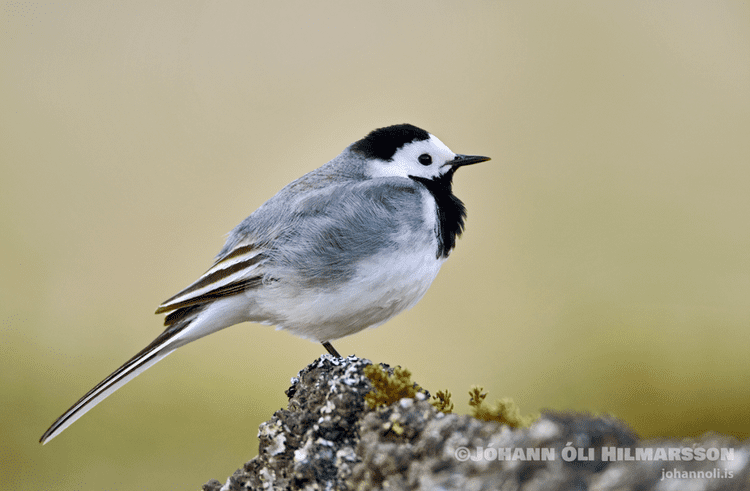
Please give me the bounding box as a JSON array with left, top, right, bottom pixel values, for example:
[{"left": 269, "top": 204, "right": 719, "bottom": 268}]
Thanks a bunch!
[{"left": 367, "top": 134, "right": 457, "bottom": 179}]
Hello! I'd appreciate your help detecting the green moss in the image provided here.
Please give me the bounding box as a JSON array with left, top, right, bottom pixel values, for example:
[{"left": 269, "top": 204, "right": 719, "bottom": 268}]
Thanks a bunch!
[
  {"left": 390, "top": 420, "right": 405, "bottom": 436},
  {"left": 431, "top": 389, "right": 454, "bottom": 414},
  {"left": 468, "top": 385, "right": 538, "bottom": 428},
  {"left": 364, "top": 364, "right": 426, "bottom": 409},
  {"left": 363, "top": 365, "right": 536, "bottom": 428}
]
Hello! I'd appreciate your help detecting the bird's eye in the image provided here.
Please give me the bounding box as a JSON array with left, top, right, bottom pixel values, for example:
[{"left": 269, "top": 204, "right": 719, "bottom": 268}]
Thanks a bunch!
[{"left": 418, "top": 154, "right": 432, "bottom": 166}]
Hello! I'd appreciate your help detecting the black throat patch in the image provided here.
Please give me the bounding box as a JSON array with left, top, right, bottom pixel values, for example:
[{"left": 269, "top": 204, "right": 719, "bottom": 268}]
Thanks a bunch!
[{"left": 410, "top": 169, "right": 467, "bottom": 259}]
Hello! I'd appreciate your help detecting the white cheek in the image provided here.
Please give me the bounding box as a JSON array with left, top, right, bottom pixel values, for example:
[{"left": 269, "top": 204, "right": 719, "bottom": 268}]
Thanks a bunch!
[
  {"left": 405, "top": 162, "right": 440, "bottom": 180},
  {"left": 368, "top": 159, "right": 413, "bottom": 179},
  {"left": 366, "top": 134, "right": 457, "bottom": 179}
]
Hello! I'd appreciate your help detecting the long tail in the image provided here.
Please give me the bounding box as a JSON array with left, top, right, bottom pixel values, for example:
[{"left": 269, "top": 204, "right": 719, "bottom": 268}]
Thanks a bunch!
[{"left": 39, "top": 306, "right": 205, "bottom": 444}]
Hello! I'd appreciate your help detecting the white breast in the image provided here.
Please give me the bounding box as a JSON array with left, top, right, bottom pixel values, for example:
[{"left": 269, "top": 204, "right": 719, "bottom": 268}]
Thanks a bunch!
[{"left": 253, "top": 188, "right": 445, "bottom": 342}]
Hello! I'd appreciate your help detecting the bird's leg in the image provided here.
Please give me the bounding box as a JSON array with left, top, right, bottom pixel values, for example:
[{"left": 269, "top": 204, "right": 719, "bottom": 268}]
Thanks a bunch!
[{"left": 322, "top": 341, "right": 341, "bottom": 358}]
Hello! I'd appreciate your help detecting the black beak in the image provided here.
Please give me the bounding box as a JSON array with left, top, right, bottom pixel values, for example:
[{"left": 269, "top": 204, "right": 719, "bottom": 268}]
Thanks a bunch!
[{"left": 450, "top": 154, "right": 491, "bottom": 168}]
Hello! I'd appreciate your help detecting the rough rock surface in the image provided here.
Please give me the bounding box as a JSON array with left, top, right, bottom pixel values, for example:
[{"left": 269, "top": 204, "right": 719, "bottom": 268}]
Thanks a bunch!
[{"left": 202, "top": 355, "right": 750, "bottom": 491}]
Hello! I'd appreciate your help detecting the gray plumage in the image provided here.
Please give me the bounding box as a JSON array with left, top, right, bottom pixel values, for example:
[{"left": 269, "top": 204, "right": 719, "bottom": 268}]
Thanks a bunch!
[{"left": 39, "top": 124, "right": 489, "bottom": 444}]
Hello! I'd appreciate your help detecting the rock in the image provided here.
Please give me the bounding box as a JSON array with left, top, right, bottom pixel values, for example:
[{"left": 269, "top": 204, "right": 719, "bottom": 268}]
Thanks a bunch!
[{"left": 202, "top": 355, "right": 750, "bottom": 491}]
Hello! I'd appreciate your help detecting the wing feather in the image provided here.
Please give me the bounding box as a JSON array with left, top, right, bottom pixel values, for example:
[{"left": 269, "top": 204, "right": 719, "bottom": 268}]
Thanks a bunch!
[{"left": 155, "top": 243, "right": 265, "bottom": 315}]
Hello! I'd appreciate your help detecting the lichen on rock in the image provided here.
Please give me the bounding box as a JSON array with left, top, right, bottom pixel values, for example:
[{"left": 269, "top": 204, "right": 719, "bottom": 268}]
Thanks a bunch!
[{"left": 202, "top": 355, "right": 750, "bottom": 491}]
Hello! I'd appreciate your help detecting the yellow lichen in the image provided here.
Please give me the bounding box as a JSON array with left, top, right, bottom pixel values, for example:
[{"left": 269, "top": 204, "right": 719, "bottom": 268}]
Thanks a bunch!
[
  {"left": 431, "top": 389, "right": 454, "bottom": 414},
  {"left": 363, "top": 366, "right": 535, "bottom": 428},
  {"left": 390, "top": 420, "right": 404, "bottom": 435},
  {"left": 364, "top": 364, "right": 425, "bottom": 409},
  {"left": 469, "top": 385, "right": 537, "bottom": 428}
]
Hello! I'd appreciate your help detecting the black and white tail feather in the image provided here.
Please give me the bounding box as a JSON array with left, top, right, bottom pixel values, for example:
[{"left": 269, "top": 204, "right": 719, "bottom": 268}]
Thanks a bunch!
[{"left": 39, "top": 243, "right": 265, "bottom": 444}]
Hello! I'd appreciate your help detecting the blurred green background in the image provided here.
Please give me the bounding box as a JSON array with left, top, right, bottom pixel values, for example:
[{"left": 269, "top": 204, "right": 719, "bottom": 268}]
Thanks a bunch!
[{"left": 2, "top": 1, "right": 749, "bottom": 489}]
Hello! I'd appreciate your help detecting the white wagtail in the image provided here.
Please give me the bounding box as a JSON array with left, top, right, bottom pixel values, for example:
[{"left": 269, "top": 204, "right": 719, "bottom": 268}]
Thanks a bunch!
[{"left": 39, "top": 124, "right": 490, "bottom": 444}]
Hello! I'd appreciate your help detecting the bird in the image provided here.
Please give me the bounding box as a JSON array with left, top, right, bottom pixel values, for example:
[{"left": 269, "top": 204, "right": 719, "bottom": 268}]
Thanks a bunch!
[{"left": 39, "top": 123, "right": 490, "bottom": 444}]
